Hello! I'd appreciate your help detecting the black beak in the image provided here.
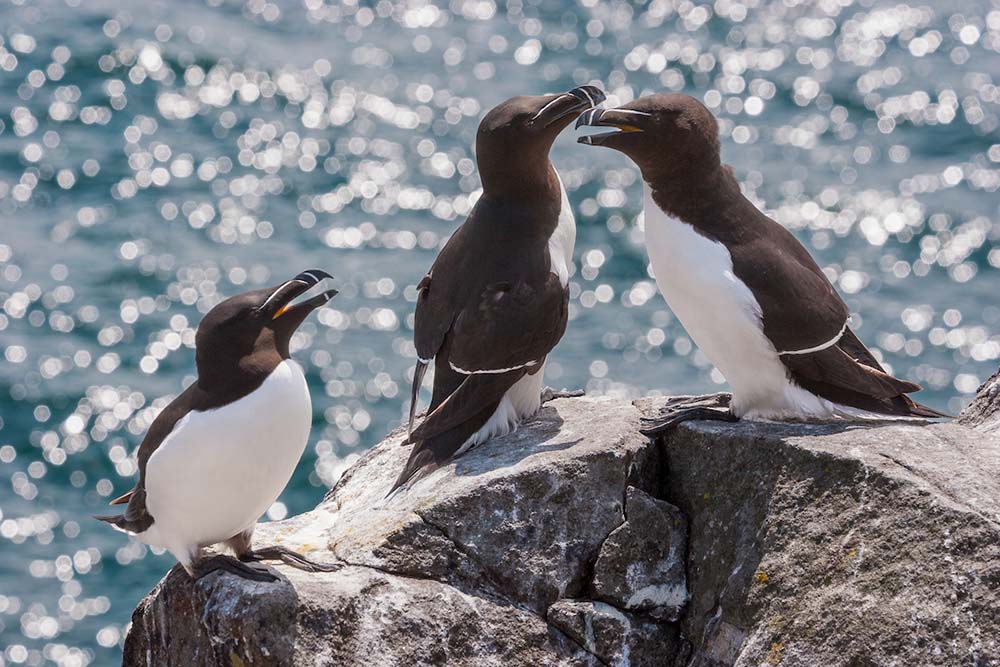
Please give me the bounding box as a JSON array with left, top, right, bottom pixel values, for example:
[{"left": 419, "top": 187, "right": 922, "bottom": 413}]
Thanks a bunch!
[
  {"left": 260, "top": 269, "right": 338, "bottom": 321},
  {"left": 532, "top": 85, "right": 607, "bottom": 128},
  {"left": 575, "top": 107, "right": 650, "bottom": 145}
]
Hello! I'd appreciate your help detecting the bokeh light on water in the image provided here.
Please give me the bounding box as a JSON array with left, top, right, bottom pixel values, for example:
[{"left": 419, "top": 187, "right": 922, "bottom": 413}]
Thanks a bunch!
[{"left": 1, "top": 0, "right": 998, "bottom": 662}]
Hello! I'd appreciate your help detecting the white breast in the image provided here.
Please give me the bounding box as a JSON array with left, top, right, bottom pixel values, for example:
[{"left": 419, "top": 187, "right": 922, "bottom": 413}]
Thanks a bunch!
[
  {"left": 641, "top": 184, "right": 848, "bottom": 420},
  {"left": 141, "top": 359, "right": 312, "bottom": 555},
  {"left": 549, "top": 174, "right": 577, "bottom": 287}
]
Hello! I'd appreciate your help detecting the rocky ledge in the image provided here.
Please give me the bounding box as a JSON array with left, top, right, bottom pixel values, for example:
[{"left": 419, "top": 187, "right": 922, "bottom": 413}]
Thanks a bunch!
[{"left": 123, "top": 373, "right": 999, "bottom": 667}]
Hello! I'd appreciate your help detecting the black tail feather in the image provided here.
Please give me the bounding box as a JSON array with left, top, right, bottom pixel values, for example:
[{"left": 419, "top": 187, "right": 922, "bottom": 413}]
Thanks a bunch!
[
  {"left": 903, "top": 396, "right": 952, "bottom": 419},
  {"left": 408, "top": 360, "right": 429, "bottom": 435}
]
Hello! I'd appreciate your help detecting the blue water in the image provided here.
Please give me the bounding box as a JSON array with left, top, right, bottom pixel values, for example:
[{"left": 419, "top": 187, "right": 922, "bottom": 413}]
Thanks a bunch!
[{"left": 1, "top": 0, "right": 997, "bottom": 663}]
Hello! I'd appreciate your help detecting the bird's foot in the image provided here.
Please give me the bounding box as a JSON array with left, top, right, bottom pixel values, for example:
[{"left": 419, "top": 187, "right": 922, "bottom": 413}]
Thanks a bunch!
[
  {"left": 239, "top": 545, "right": 342, "bottom": 573},
  {"left": 192, "top": 554, "right": 281, "bottom": 583},
  {"left": 640, "top": 393, "right": 738, "bottom": 437},
  {"left": 541, "top": 387, "right": 586, "bottom": 403}
]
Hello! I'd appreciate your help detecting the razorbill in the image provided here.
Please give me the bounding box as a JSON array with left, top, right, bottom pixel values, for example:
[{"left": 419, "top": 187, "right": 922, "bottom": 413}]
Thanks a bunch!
[
  {"left": 97, "top": 270, "right": 342, "bottom": 581},
  {"left": 576, "top": 93, "right": 946, "bottom": 432},
  {"left": 391, "top": 85, "right": 606, "bottom": 493}
]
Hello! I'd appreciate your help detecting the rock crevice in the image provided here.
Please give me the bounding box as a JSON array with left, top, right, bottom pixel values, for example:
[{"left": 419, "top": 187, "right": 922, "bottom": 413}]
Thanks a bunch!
[{"left": 124, "top": 379, "right": 999, "bottom": 667}]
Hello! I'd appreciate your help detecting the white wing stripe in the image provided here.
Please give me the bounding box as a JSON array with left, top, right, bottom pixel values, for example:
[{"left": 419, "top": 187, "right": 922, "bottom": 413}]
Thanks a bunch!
[
  {"left": 450, "top": 360, "right": 537, "bottom": 375},
  {"left": 778, "top": 320, "right": 848, "bottom": 356}
]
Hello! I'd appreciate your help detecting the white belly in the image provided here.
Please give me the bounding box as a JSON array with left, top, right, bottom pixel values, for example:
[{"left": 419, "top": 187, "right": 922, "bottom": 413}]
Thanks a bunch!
[
  {"left": 641, "top": 184, "right": 849, "bottom": 420},
  {"left": 141, "top": 359, "right": 312, "bottom": 557},
  {"left": 456, "top": 367, "right": 546, "bottom": 456}
]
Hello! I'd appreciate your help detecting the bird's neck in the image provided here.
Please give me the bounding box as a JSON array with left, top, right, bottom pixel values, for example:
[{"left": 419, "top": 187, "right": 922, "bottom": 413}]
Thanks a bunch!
[
  {"left": 644, "top": 163, "right": 747, "bottom": 241},
  {"left": 480, "top": 155, "right": 561, "bottom": 203},
  {"left": 195, "top": 348, "right": 282, "bottom": 406}
]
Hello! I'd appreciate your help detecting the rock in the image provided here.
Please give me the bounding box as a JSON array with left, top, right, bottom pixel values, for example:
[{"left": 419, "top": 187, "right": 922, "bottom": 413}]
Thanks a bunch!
[
  {"left": 126, "top": 369, "right": 1000, "bottom": 667},
  {"left": 125, "top": 396, "right": 668, "bottom": 666},
  {"left": 592, "top": 486, "right": 687, "bottom": 621},
  {"left": 959, "top": 366, "right": 1000, "bottom": 432},
  {"left": 125, "top": 561, "right": 593, "bottom": 667},
  {"left": 547, "top": 599, "right": 677, "bottom": 667},
  {"left": 637, "top": 390, "right": 1000, "bottom": 667}
]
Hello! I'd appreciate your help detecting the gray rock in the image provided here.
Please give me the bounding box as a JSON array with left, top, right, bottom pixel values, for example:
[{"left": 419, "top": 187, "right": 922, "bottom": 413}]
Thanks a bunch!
[
  {"left": 124, "top": 396, "right": 665, "bottom": 666},
  {"left": 125, "top": 563, "right": 593, "bottom": 667},
  {"left": 126, "top": 368, "right": 1000, "bottom": 667},
  {"left": 636, "top": 393, "right": 1000, "bottom": 667},
  {"left": 547, "top": 599, "right": 678, "bottom": 667},
  {"left": 960, "top": 366, "right": 1000, "bottom": 432},
  {"left": 592, "top": 486, "right": 688, "bottom": 621}
]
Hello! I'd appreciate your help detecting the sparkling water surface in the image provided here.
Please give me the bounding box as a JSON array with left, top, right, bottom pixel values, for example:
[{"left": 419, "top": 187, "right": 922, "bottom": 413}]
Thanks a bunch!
[{"left": 1, "top": 0, "right": 998, "bottom": 663}]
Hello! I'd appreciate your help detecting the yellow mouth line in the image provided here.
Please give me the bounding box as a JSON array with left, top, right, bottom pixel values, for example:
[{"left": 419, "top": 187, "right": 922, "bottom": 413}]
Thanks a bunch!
[
  {"left": 615, "top": 125, "right": 643, "bottom": 132},
  {"left": 272, "top": 304, "right": 291, "bottom": 320}
]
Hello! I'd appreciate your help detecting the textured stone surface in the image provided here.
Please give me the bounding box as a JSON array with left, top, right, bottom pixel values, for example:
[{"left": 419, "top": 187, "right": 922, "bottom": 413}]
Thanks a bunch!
[
  {"left": 547, "top": 599, "right": 677, "bottom": 667},
  {"left": 636, "top": 396, "right": 1000, "bottom": 667},
  {"left": 125, "top": 563, "right": 591, "bottom": 667},
  {"left": 960, "top": 366, "right": 1000, "bottom": 432},
  {"left": 592, "top": 486, "right": 687, "bottom": 621},
  {"left": 124, "top": 396, "right": 668, "bottom": 666},
  {"left": 125, "top": 369, "right": 1000, "bottom": 667}
]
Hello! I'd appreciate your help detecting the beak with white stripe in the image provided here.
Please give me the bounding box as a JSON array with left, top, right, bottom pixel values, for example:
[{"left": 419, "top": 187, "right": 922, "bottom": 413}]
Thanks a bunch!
[
  {"left": 575, "top": 107, "right": 652, "bottom": 146},
  {"left": 529, "top": 85, "right": 607, "bottom": 130},
  {"left": 259, "top": 269, "right": 338, "bottom": 323}
]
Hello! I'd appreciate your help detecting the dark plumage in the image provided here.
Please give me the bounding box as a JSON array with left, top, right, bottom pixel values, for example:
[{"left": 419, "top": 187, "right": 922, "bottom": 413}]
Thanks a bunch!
[
  {"left": 392, "top": 86, "right": 605, "bottom": 494},
  {"left": 96, "top": 270, "right": 342, "bottom": 581},
  {"left": 578, "top": 93, "right": 946, "bottom": 425}
]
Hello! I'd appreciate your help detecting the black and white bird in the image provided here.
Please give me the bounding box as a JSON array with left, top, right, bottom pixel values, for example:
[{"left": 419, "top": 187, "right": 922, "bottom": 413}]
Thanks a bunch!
[
  {"left": 577, "top": 93, "right": 946, "bottom": 432},
  {"left": 97, "top": 270, "right": 341, "bottom": 581},
  {"left": 391, "top": 85, "right": 605, "bottom": 493}
]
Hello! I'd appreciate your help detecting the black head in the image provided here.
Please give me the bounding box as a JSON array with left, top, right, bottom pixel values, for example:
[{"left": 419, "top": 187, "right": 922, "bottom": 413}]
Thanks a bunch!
[
  {"left": 476, "top": 85, "right": 605, "bottom": 197},
  {"left": 195, "top": 269, "right": 337, "bottom": 391},
  {"left": 576, "top": 93, "right": 721, "bottom": 182}
]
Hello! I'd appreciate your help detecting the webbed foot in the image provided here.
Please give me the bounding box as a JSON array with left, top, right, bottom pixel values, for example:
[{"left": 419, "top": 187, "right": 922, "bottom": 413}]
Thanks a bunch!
[
  {"left": 239, "top": 546, "right": 342, "bottom": 573},
  {"left": 541, "top": 387, "right": 586, "bottom": 403},
  {"left": 640, "top": 392, "right": 738, "bottom": 437},
  {"left": 192, "top": 554, "right": 281, "bottom": 582}
]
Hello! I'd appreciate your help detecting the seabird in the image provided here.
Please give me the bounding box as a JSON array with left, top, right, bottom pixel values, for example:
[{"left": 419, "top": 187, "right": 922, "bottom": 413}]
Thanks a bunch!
[
  {"left": 577, "top": 93, "right": 946, "bottom": 432},
  {"left": 97, "top": 270, "right": 341, "bottom": 581},
  {"left": 391, "top": 85, "right": 606, "bottom": 493}
]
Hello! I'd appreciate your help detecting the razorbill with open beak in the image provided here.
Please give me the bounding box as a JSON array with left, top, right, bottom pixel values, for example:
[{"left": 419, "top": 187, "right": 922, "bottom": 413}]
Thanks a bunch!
[
  {"left": 577, "top": 93, "right": 946, "bottom": 432},
  {"left": 97, "top": 270, "right": 341, "bottom": 581},
  {"left": 391, "top": 85, "right": 606, "bottom": 493}
]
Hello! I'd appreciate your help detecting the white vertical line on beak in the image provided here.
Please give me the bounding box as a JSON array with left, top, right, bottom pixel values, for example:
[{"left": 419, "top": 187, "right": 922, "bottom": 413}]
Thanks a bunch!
[
  {"left": 300, "top": 270, "right": 324, "bottom": 283},
  {"left": 531, "top": 94, "right": 571, "bottom": 121},
  {"left": 579, "top": 87, "right": 594, "bottom": 106}
]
